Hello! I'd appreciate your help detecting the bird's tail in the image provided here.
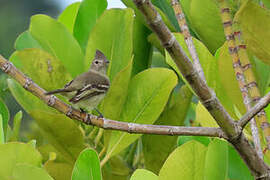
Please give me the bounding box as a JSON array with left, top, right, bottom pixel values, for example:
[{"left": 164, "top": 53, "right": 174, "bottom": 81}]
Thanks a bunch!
[{"left": 45, "top": 89, "right": 69, "bottom": 95}]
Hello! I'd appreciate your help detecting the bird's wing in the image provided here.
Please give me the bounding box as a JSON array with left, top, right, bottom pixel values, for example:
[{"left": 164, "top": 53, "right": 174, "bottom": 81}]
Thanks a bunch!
[{"left": 69, "top": 84, "right": 108, "bottom": 103}]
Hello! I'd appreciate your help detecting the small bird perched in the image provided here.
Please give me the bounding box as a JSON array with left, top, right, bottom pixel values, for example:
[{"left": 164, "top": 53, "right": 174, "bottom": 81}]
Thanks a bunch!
[{"left": 45, "top": 50, "right": 110, "bottom": 117}]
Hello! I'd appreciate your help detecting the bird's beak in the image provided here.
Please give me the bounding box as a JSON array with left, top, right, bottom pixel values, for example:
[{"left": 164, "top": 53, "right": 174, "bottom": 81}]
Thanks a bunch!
[{"left": 105, "top": 59, "right": 110, "bottom": 64}]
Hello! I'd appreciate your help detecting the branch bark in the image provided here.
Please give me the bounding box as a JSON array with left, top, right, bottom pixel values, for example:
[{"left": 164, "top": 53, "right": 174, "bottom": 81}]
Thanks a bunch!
[
  {"left": 239, "top": 91, "right": 270, "bottom": 128},
  {"left": 0, "top": 55, "right": 226, "bottom": 138},
  {"left": 132, "top": 0, "right": 270, "bottom": 178}
]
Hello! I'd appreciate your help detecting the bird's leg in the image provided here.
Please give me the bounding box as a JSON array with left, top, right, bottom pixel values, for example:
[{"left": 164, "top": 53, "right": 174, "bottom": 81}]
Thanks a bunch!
[{"left": 94, "top": 108, "right": 104, "bottom": 118}]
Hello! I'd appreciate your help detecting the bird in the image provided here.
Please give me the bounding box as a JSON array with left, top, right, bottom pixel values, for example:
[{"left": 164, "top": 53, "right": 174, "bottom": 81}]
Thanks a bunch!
[{"left": 45, "top": 50, "right": 110, "bottom": 117}]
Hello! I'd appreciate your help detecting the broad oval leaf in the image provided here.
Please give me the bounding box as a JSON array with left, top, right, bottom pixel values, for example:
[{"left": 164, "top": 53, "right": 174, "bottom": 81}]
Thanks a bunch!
[
  {"left": 12, "top": 164, "right": 53, "bottom": 180},
  {"left": 0, "top": 142, "right": 42, "bottom": 179},
  {"left": 9, "top": 111, "right": 22, "bottom": 142},
  {"left": 165, "top": 33, "right": 237, "bottom": 118},
  {"left": 14, "top": 31, "right": 42, "bottom": 51},
  {"left": 10, "top": 48, "right": 72, "bottom": 91},
  {"left": 159, "top": 140, "right": 207, "bottom": 180},
  {"left": 85, "top": 8, "right": 133, "bottom": 80},
  {"left": 204, "top": 139, "right": 228, "bottom": 180},
  {"left": 30, "top": 110, "right": 86, "bottom": 163},
  {"left": 105, "top": 68, "right": 178, "bottom": 159},
  {"left": 130, "top": 169, "right": 158, "bottom": 180},
  {"left": 73, "top": 0, "right": 107, "bottom": 51},
  {"left": 196, "top": 102, "right": 218, "bottom": 128},
  {"left": 142, "top": 85, "right": 192, "bottom": 174},
  {"left": 72, "top": 148, "right": 102, "bottom": 180},
  {"left": 29, "top": 14, "right": 84, "bottom": 77},
  {"left": 235, "top": 0, "right": 270, "bottom": 65},
  {"left": 45, "top": 160, "right": 73, "bottom": 180},
  {"left": 58, "top": 2, "right": 81, "bottom": 33}
]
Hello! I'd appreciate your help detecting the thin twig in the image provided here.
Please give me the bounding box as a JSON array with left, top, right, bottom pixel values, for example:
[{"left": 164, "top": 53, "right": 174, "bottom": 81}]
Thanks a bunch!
[
  {"left": 170, "top": 0, "right": 205, "bottom": 80},
  {"left": 133, "top": 0, "right": 270, "bottom": 177},
  {"left": 239, "top": 91, "right": 270, "bottom": 128},
  {"left": 0, "top": 55, "right": 225, "bottom": 138}
]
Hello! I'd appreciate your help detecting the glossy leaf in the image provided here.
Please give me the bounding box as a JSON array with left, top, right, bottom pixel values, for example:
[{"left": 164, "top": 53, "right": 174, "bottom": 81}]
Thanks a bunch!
[
  {"left": 85, "top": 9, "right": 133, "bottom": 80},
  {"left": 142, "top": 85, "right": 192, "bottom": 174},
  {"left": 58, "top": 2, "right": 80, "bottom": 33},
  {"left": 14, "top": 31, "right": 42, "bottom": 50},
  {"left": 180, "top": 0, "right": 225, "bottom": 53},
  {"left": 9, "top": 111, "right": 22, "bottom": 141},
  {"left": 178, "top": 136, "right": 211, "bottom": 147},
  {"left": 121, "top": 0, "right": 176, "bottom": 31},
  {"left": 0, "top": 115, "right": 3, "bottom": 144},
  {"left": 204, "top": 139, "right": 228, "bottom": 180},
  {"left": 196, "top": 102, "right": 218, "bottom": 127},
  {"left": 0, "top": 142, "right": 42, "bottom": 179},
  {"left": 10, "top": 48, "right": 72, "bottom": 91},
  {"left": 132, "top": 16, "right": 152, "bottom": 75},
  {"left": 102, "top": 59, "right": 133, "bottom": 120},
  {"left": 7, "top": 79, "right": 52, "bottom": 113},
  {"left": 30, "top": 110, "right": 86, "bottom": 163},
  {"left": 73, "top": 0, "right": 107, "bottom": 51},
  {"left": 228, "top": 145, "right": 252, "bottom": 180},
  {"left": 130, "top": 169, "right": 158, "bottom": 180},
  {"left": 0, "top": 98, "right": 9, "bottom": 139},
  {"left": 45, "top": 160, "right": 73, "bottom": 180},
  {"left": 159, "top": 141, "right": 207, "bottom": 180},
  {"left": 217, "top": 42, "right": 246, "bottom": 115},
  {"left": 152, "top": 0, "right": 180, "bottom": 32},
  {"left": 12, "top": 164, "right": 53, "bottom": 180},
  {"left": 72, "top": 148, "right": 102, "bottom": 180},
  {"left": 105, "top": 68, "right": 178, "bottom": 159},
  {"left": 235, "top": 0, "right": 270, "bottom": 65},
  {"left": 165, "top": 33, "right": 237, "bottom": 118},
  {"left": 29, "top": 14, "right": 84, "bottom": 77}
]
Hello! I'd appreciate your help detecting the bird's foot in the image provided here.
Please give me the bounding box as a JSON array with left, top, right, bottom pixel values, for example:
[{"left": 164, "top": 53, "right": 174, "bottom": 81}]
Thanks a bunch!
[
  {"left": 94, "top": 108, "right": 104, "bottom": 118},
  {"left": 80, "top": 108, "right": 86, "bottom": 113}
]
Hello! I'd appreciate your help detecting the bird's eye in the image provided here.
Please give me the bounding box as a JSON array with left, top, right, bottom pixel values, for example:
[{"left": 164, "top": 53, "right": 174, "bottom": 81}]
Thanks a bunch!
[{"left": 95, "top": 61, "right": 99, "bottom": 64}]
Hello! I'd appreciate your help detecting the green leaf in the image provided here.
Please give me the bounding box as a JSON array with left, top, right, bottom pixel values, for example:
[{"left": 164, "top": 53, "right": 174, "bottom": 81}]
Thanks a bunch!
[
  {"left": 121, "top": 0, "right": 176, "bottom": 32},
  {"left": 30, "top": 110, "right": 86, "bottom": 163},
  {"left": 0, "top": 115, "right": 3, "bottom": 144},
  {"left": 29, "top": 14, "right": 84, "bottom": 77},
  {"left": 103, "top": 58, "right": 133, "bottom": 120},
  {"left": 105, "top": 68, "right": 178, "bottom": 159},
  {"left": 130, "top": 169, "right": 158, "bottom": 180},
  {"left": 132, "top": 16, "right": 152, "bottom": 75},
  {"left": 152, "top": 0, "right": 180, "bottom": 32},
  {"left": 12, "top": 164, "right": 53, "bottom": 180},
  {"left": 235, "top": 0, "right": 270, "bottom": 65},
  {"left": 102, "top": 156, "right": 130, "bottom": 180},
  {"left": 196, "top": 102, "right": 218, "bottom": 127},
  {"left": 0, "top": 142, "right": 42, "bottom": 179},
  {"left": 165, "top": 33, "right": 237, "bottom": 118},
  {"left": 178, "top": 136, "right": 211, "bottom": 147},
  {"left": 142, "top": 85, "right": 192, "bottom": 174},
  {"left": 9, "top": 111, "right": 22, "bottom": 141},
  {"left": 204, "top": 139, "right": 228, "bottom": 180},
  {"left": 10, "top": 48, "right": 72, "bottom": 91},
  {"left": 14, "top": 31, "right": 42, "bottom": 50},
  {"left": 45, "top": 160, "right": 73, "bottom": 180},
  {"left": 58, "top": 2, "right": 81, "bottom": 33},
  {"left": 72, "top": 148, "right": 102, "bottom": 180},
  {"left": 180, "top": 0, "right": 225, "bottom": 53},
  {"left": 7, "top": 79, "right": 52, "bottom": 113},
  {"left": 85, "top": 9, "right": 133, "bottom": 80},
  {"left": 73, "top": 0, "right": 107, "bottom": 52},
  {"left": 217, "top": 42, "right": 246, "bottom": 115},
  {"left": 159, "top": 141, "right": 207, "bottom": 180},
  {"left": 0, "top": 98, "right": 9, "bottom": 139},
  {"left": 228, "top": 145, "right": 253, "bottom": 180},
  {"left": 147, "top": 33, "right": 165, "bottom": 55}
]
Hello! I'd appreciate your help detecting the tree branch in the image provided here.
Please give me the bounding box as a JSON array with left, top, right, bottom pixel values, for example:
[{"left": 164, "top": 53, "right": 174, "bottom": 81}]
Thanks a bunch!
[
  {"left": 0, "top": 55, "right": 226, "bottom": 138},
  {"left": 132, "top": 0, "right": 270, "bottom": 178},
  {"left": 239, "top": 91, "right": 270, "bottom": 128}
]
